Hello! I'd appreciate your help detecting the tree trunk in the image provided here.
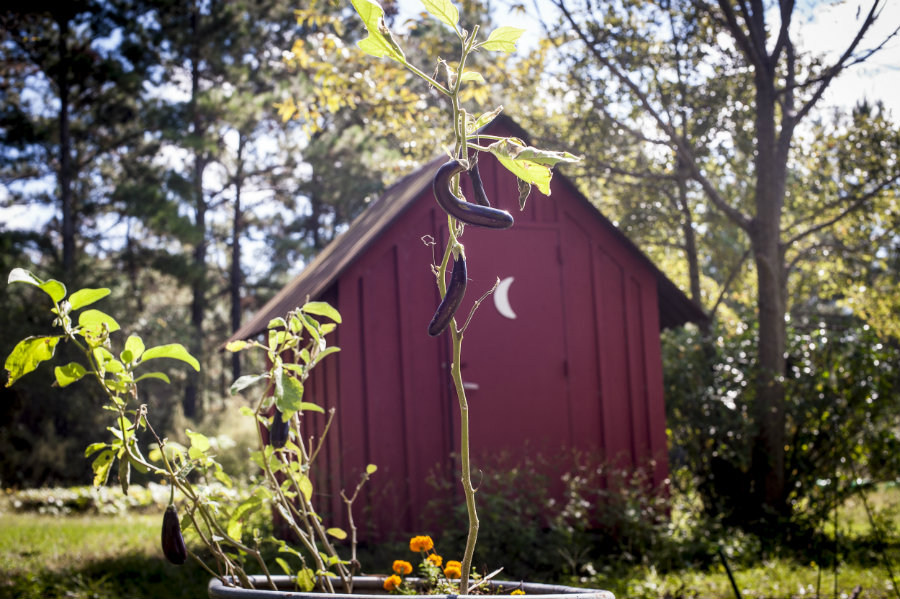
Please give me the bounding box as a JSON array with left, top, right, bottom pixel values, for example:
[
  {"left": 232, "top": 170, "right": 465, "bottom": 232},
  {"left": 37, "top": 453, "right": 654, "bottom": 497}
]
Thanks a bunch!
[
  {"left": 56, "top": 15, "right": 75, "bottom": 279},
  {"left": 749, "top": 69, "right": 789, "bottom": 519},
  {"left": 230, "top": 134, "right": 245, "bottom": 381},
  {"left": 184, "top": 3, "right": 205, "bottom": 419}
]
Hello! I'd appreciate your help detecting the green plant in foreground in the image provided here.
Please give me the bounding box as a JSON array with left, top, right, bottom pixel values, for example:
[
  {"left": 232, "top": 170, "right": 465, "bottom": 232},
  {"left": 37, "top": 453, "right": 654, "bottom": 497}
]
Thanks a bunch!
[
  {"left": 348, "top": 0, "right": 579, "bottom": 592},
  {"left": 4, "top": 268, "right": 370, "bottom": 592}
]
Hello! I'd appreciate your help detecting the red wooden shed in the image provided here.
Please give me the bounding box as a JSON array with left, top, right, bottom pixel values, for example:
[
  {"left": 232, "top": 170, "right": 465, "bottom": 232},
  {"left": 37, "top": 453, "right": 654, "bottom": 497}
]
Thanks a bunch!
[{"left": 227, "top": 117, "right": 705, "bottom": 538}]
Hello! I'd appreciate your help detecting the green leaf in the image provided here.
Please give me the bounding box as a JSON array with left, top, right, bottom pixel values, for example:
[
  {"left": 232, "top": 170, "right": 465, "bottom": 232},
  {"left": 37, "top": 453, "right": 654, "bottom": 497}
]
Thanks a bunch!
[
  {"left": 104, "top": 359, "right": 125, "bottom": 374},
  {"left": 69, "top": 288, "right": 110, "bottom": 311},
  {"left": 230, "top": 373, "right": 268, "bottom": 395},
  {"left": 326, "top": 527, "right": 348, "bottom": 540},
  {"left": 92, "top": 449, "right": 115, "bottom": 487},
  {"left": 186, "top": 429, "right": 210, "bottom": 452},
  {"left": 267, "top": 317, "right": 287, "bottom": 330},
  {"left": 8, "top": 268, "right": 44, "bottom": 287},
  {"left": 225, "top": 340, "right": 250, "bottom": 353},
  {"left": 7, "top": 269, "right": 66, "bottom": 303},
  {"left": 298, "top": 475, "right": 313, "bottom": 503},
  {"left": 5, "top": 335, "right": 61, "bottom": 387},
  {"left": 275, "top": 376, "right": 304, "bottom": 415},
  {"left": 479, "top": 26, "right": 526, "bottom": 53},
  {"left": 421, "top": 0, "right": 458, "bottom": 29},
  {"left": 134, "top": 372, "right": 171, "bottom": 384},
  {"left": 39, "top": 280, "right": 67, "bottom": 303},
  {"left": 352, "top": 0, "right": 405, "bottom": 62},
  {"left": 296, "top": 568, "right": 316, "bottom": 592},
  {"left": 84, "top": 442, "right": 108, "bottom": 458},
  {"left": 366, "top": 464, "right": 378, "bottom": 475},
  {"left": 121, "top": 335, "right": 145, "bottom": 364},
  {"left": 459, "top": 71, "right": 485, "bottom": 84},
  {"left": 54, "top": 362, "right": 87, "bottom": 387},
  {"left": 312, "top": 346, "right": 340, "bottom": 366},
  {"left": 487, "top": 137, "right": 581, "bottom": 197},
  {"left": 227, "top": 496, "right": 262, "bottom": 541},
  {"left": 141, "top": 344, "right": 200, "bottom": 371},
  {"left": 299, "top": 401, "right": 324, "bottom": 414},
  {"left": 302, "top": 301, "right": 342, "bottom": 324},
  {"left": 470, "top": 106, "right": 503, "bottom": 133},
  {"left": 78, "top": 309, "right": 121, "bottom": 334},
  {"left": 275, "top": 557, "right": 292, "bottom": 576}
]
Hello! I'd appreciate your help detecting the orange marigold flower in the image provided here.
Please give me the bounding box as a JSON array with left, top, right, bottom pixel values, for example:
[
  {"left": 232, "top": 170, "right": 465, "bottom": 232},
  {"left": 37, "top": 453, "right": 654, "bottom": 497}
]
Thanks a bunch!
[
  {"left": 511, "top": 590, "right": 526, "bottom": 595},
  {"left": 393, "top": 560, "right": 413, "bottom": 575},
  {"left": 426, "top": 554, "right": 443, "bottom": 567},
  {"left": 409, "top": 535, "right": 434, "bottom": 553},
  {"left": 443, "top": 560, "right": 462, "bottom": 579},
  {"left": 383, "top": 575, "right": 402, "bottom": 592}
]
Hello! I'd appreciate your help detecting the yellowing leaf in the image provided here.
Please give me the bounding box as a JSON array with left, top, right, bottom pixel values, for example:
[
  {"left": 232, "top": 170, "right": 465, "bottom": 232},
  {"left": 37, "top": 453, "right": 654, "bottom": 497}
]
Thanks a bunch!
[
  {"left": 302, "top": 301, "right": 342, "bottom": 323},
  {"left": 78, "top": 309, "right": 121, "bottom": 334},
  {"left": 351, "top": 0, "right": 405, "bottom": 62},
  {"left": 68, "top": 288, "right": 110, "bottom": 311},
  {"left": 421, "top": 0, "right": 459, "bottom": 29},
  {"left": 54, "top": 362, "right": 87, "bottom": 388},
  {"left": 459, "top": 71, "right": 485, "bottom": 85},
  {"left": 480, "top": 26, "right": 526, "bottom": 53},
  {"left": 275, "top": 97, "right": 298, "bottom": 122},
  {"left": 141, "top": 344, "right": 200, "bottom": 371},
  {"left": 5, "top": 336, "right": 61, "bottom": 387},
  {"left": 225, "top": 340, "right": 250, "bottom": 353}
]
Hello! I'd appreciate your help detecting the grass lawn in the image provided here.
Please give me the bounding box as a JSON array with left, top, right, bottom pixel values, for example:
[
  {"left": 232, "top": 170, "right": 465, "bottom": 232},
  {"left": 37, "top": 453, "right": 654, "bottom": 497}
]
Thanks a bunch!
[
  {"left": 1, "top": 485, "right": 898, "bottom": 599},
  {"left": 0, "top": 513, "right": 209, "bottom": 598}
]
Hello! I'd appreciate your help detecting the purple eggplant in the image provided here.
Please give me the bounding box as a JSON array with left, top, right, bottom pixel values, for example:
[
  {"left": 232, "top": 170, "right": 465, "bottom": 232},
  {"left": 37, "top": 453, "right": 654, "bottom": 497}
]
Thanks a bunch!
[
  {"left": 433, "top": 160, "right": 513, "bottom": 229},
  {"left": 161, "top": 504, "right": 187, "bottom": 565},
  {"left": 428, "top": 254, "right": 467, "bottom": 337}
]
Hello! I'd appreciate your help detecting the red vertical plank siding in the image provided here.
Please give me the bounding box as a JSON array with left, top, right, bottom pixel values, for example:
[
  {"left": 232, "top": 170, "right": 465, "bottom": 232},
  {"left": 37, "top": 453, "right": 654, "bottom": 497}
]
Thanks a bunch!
[
  {"left": 625, "top": 276, "right": 650, "bottom": 464},
  {"left": 595, "top": 245, "right": 633, "bottom": 468},
  {"left": 560, "top": 214, "right": 604, "bottom": 453},
  {"left": 640, "top": 276, "right": 669, "bottom": 487},
  {"left": 333, "top": 273, "right": 367, "bottom": 529}
]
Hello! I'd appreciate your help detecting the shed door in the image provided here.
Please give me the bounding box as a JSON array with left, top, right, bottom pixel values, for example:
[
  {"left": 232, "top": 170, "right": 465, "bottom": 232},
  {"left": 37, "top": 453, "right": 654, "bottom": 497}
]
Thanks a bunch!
[{"left": 455, "top": 226, "right": 570, "bottom": 459}]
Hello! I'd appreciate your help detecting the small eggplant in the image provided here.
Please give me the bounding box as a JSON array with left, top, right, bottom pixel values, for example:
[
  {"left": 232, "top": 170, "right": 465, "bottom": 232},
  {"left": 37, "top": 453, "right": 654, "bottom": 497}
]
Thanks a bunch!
[
  {"left": 433, "top": 160, "right": 513, "bottom": 229},
  {"left": 269, "top": 408, "right": 289, "bottom": 449},
  {"left": 428, "top": 254, "right": 467, "bottom": 337},
  {"left": 161, "top": 504, "right": 187, "bottom": 565},
  {"left": 468, "top": 161, "right": 491, "bottom": 207}
]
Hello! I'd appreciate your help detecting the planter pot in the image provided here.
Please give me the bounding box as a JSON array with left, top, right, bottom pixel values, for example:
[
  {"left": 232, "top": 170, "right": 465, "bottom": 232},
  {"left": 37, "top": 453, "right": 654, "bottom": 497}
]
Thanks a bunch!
[{"left": 208, "top": 576, "right": 614, "bottom": 599}]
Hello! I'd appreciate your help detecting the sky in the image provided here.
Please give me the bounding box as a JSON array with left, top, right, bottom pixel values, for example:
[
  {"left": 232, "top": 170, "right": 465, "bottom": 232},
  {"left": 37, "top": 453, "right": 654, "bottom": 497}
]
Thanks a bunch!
[{"left": 394, "top": 0, "right": 900, "bottom": 117}]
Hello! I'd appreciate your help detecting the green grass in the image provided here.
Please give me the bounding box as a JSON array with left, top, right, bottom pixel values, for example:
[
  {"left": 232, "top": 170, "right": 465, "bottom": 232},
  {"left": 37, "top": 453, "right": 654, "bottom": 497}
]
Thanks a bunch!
[
  {"left": 0, "top": 513, "right": 209, "bottom": 599},
  {"left": 1, "top": 486, "right": 898, "bottom": 599}
]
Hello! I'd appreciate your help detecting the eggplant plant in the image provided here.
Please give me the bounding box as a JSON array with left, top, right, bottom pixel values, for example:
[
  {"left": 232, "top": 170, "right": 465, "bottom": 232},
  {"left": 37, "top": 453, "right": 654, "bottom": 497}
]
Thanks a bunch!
[{"left": 349, "top": 0, "right": 580, "bottom": 592}]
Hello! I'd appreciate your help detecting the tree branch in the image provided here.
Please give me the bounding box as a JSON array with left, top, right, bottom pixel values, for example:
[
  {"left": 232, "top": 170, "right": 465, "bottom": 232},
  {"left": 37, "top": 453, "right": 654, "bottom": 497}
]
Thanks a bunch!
[
  {"left": 794, "top": 0, "right": 888, "bottom": 124},
  {"left": 770, "top": 0, "right": 795, "bottom": 63},
  {"left": 785, "top": 174, "right": 900, "bottom": 247},
  {"left": 554, "top": 0, "right": 753, "bottom": 232}
]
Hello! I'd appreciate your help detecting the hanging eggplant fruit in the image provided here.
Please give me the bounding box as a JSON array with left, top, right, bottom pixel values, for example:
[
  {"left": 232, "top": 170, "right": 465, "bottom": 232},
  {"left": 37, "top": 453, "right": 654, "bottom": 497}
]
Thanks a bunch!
[
  {"left": 427, "top": 253, "right": 467, "bottom": 337},
  {"left": 161, "top": 504, "right": 188, "bottom": 565},
  {"left": 432, "top": 160, "right": 513, "bottom": 229}
]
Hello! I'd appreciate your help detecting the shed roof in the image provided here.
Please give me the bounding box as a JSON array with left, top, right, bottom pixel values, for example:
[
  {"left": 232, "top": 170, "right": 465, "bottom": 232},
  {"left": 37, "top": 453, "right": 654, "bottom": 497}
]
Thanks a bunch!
[{"left": 226, "top": 118, "right": 705, "bottom": 344}]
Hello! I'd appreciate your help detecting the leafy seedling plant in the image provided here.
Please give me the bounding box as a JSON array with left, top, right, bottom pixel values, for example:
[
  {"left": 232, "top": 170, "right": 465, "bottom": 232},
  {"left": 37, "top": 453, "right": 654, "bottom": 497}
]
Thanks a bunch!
[
  {"left": 348, "top": 0, "right": 580, "bottom": 594},
  {"left": 4, "top": 268, "right": 372, "bottom": 592}
]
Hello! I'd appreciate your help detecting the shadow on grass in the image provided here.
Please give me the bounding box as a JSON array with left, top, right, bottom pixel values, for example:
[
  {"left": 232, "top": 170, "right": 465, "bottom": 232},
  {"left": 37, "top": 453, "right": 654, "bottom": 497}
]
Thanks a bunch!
[{"left": 3, "top": 551, "right": 211, "bottom": 599}]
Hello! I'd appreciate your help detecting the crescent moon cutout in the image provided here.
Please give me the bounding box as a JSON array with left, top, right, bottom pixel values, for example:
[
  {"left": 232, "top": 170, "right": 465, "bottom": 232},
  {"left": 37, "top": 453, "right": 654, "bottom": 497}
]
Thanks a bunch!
[{"left": 494, "top": 276, "right": 517, "bottom": 320}]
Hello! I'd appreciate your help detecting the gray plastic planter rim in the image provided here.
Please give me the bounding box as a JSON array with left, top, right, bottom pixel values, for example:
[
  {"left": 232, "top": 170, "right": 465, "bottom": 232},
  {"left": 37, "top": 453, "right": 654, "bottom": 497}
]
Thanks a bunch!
[{"left": 207, "top": 575, "right": 614, "bottom": 599}]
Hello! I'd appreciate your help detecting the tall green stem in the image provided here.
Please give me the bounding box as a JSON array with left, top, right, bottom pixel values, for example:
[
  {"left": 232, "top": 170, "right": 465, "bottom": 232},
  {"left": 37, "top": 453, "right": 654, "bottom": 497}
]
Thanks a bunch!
[{"left": 441, "top": 28, "right": 480, "bottom": 594}]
